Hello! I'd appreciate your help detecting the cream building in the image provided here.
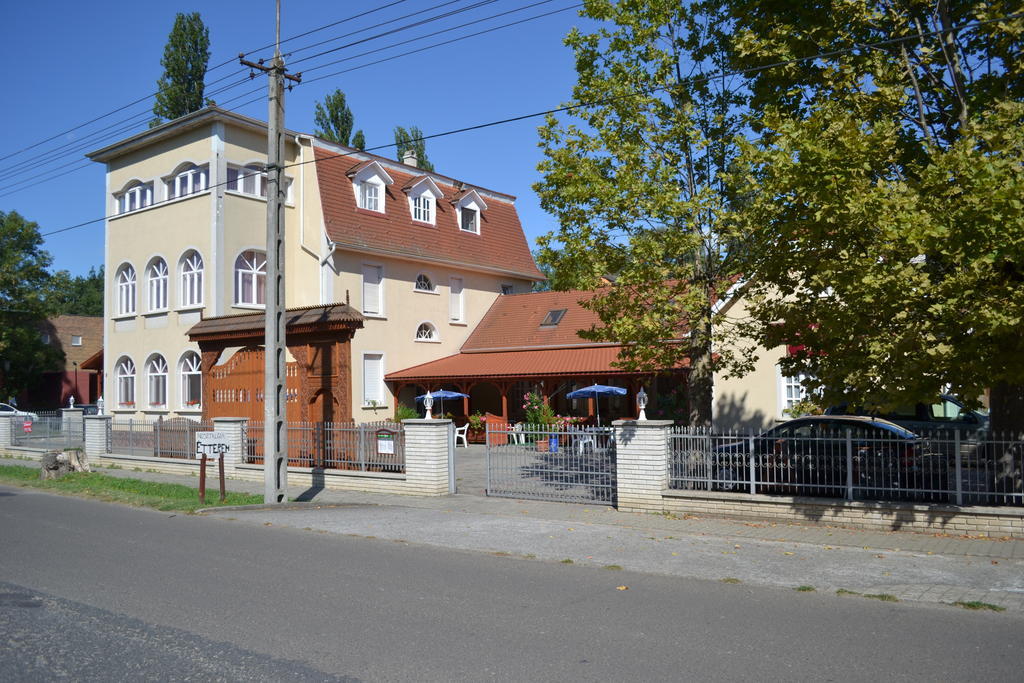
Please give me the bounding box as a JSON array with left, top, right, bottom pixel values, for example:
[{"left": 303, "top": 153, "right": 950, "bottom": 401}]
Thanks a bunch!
[{"left": 87, "top": 107, "right": 542, "bottom": 423}]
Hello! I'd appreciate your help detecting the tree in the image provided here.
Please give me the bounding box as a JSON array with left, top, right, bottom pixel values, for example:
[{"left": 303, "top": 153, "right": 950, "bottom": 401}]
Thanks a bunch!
[
  {"left": 45, "top": 266, "right": 104, "bottom": 317},
  {"left": 534, "top": 0, "right": 746, "bottom": 425},
  {"left": 352, "top": 129, "right": 366, "bottom": 150},
  {"left": 394, "top": 126, "right": 435, "bottom": 171},
  {"left": 729, "top": 0, "right": 1024, "bottom": 432},
  {"left": 0, "top": 211, "right": 62, "bottom": 398},
  {"left": 313, "top": 89, "right": 355, "bottom": 145},
  {"left": 151, "top": 13, "right": 211, "bottom": 126}
]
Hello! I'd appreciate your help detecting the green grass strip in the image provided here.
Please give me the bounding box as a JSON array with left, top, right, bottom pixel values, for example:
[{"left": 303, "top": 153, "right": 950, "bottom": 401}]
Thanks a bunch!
[
  {"left": 0, "top": 464, "right": 262, "bottom": 513},
  {"left": 952, "top": 601, "right": 1006, "bottom": 612}
]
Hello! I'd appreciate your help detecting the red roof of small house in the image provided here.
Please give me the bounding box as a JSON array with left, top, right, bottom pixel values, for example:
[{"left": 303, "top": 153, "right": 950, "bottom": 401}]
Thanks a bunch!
[
  {"left": 314, "top": 146, "right": 544, "bottom": 280},
  {"left": 385, "top": 290, "right": 690, "bottom": 382}
]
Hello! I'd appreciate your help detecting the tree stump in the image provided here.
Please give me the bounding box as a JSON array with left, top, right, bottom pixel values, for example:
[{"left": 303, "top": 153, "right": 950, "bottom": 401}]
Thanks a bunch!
[{"left": 39, "top": 450, "right": 90, "bottom": 480}]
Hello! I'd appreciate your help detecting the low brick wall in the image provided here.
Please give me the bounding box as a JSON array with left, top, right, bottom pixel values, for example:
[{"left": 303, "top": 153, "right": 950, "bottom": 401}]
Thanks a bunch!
[{"left": 661, "top": 489, "right": 1024, "bottom": 537}]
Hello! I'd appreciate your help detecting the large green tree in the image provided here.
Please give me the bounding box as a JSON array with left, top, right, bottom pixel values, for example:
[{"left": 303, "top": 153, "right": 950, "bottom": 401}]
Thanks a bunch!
[
  {"left": 534, "top": 0, "right": 746, "bottom": 425},
  {"left": 394, "top": 126, "right": 435, "bottom": 172},
  {"left": 313, "top": 89, "right": 355, "bottom": 145},
  {"left": 730, "top": 0, "right": 1024, "bottom": 432},
  {"left": 0, "top": 211, "right": 62, "bottom": 398},
  {"left": 45, "top": 266, "right": 104, "bottom": 317},
  {"left": 152, "top": 12, "right": 211, "bottom": 126}
]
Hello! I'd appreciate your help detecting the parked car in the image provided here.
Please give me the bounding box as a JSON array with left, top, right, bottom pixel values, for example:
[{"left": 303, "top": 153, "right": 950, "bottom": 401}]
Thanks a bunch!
[
  {"left": 0, "top": 402, "right": 39, "bottom": 421},
  {"left": 79, "top": 404, "right": 99, "bottom": 416},
  {"left": 825, "top": 394, "right": 988, "bottom": 438},
  {"left": 708, "top": 415, "right": 944, "bottom": 500}
]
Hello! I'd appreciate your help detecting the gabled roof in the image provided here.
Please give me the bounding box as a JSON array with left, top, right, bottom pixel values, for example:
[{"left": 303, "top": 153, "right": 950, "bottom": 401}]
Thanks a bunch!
[
  {"left": 460, "top": 290, "right": 606, "bottom": 352},
  {"left": 315, "top": 146, "right": 543, "bottom": 280}
]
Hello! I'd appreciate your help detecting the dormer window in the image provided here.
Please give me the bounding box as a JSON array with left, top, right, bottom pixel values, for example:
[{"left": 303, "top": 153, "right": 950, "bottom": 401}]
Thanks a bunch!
[
  {"left": 540, "top": 309, "right": 567, "bottom": 327},
  {"left": 454, "top": 189, "right": 488, "bottom": 235},
  {"left": 116, "top": 181, "right": 153, "bottom": 214},
  {"left": 404, "top": 176, "right": 443, "bottom": 225},
  {"left": 348, "top": 160, "right": 394, "bottom": 214},
  {"left": 168, "top": 163, "right": 209, "bottom": 199},
  {"left": 359, "top": 182, "right": 380, "bottom": 212},
  {"left": 412, "top": 194, "right": 433, "bottom": 223}
]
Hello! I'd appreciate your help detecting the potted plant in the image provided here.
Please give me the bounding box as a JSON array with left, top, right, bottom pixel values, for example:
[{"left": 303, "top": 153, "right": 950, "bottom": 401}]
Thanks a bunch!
[{"left": 467, "top": 412, "right": 486, "bottom": 443}]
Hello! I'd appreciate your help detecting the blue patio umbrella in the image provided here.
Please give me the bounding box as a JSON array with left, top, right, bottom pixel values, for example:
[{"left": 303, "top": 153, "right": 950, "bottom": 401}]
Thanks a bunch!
[
  {"left": 416, "top": 390, "right": 469, "bottom": 415},
  {"left": 565, "top": 384, "right": 627, "bottom": 426}
]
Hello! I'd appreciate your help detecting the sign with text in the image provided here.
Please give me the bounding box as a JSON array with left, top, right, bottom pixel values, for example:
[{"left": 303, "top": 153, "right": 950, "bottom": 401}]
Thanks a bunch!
[
  {"left": 376, "top": 429, "right": 395, "bottom": 455},
  {"left": 22, "top": 421, "right": 32, "bottom": 434},
  {"left": 195, "top": 431, "right": 229, "bottom": 459}
]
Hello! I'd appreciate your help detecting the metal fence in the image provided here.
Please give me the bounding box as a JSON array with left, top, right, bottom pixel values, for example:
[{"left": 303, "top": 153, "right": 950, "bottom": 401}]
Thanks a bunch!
[
  {"left": 486, "top": 423, "right": 617, "bottom": 504},
  {"left": 669, "top": 427, "right": 1023, "bottom": 507},
  {"left": 246, "top": 421, "right": 405, "bottom": 473},
  {"left": 11, "top": 415, "right": 84, "bottom": 450},
  {"left": 108, "top": 417, "right": 213, "bottom": 458}
]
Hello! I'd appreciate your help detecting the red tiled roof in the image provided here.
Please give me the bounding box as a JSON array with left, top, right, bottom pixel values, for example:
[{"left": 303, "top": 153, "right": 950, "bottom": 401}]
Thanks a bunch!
[
  {"left": 461, "top": 290, "right": 604, "bottom": 351},
  {"left": 315, "top": 146, "right": 543, "bottom": 280},
  {"left": 386, "top": 345, "right": 657, "bottom": 381}
]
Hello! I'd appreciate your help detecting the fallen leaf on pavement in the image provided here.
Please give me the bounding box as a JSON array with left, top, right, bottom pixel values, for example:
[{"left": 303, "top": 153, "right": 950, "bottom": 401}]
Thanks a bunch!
[
  {"left": 783, "top": 552, "right": 794, "bottom": 556},
  {"left": 616, "top": 585, "right": 629, "bottom": 591}
]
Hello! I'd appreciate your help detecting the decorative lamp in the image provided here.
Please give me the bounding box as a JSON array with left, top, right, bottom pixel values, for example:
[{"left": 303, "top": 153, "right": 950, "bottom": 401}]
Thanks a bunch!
[
  {"left": 424, "top": 391, "right": 434, "bottom": 420},
  {"left": 96, "top": 396, "right": 104, "bottom": 415},
  {"left": 637, "top": 387, "right": 648, "bottom": 421}
]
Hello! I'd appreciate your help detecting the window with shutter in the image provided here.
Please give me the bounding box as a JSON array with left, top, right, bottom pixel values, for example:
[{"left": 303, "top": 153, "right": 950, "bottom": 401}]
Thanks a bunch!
[
  {"left": 362, "top": 353, "right": 384, "bottom": 406},
  {"left": 449, "top": 276, "right": 464, "bottom": 322},
  {"left": 362, "top": 265, "right": 383, "bottom": 316}
]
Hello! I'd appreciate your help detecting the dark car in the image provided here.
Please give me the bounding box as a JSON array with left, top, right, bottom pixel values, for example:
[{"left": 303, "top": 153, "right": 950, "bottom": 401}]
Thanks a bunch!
[
  {"left": 707, "top": 416, "right": 944, "bottom": 500},
  {"left": 825, "top": 395, "right": 988, "bottom": 439}
]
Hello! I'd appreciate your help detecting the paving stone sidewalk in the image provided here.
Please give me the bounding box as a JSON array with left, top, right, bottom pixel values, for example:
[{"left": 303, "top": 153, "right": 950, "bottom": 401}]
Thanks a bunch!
[{"left": 4, "top": 456, "right": 1024, "bottom": 613}]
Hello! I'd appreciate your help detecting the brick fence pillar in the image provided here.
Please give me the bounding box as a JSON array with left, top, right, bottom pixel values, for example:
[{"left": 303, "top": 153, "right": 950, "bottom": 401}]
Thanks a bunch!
[
  {"left": 402, "top": 419, "right": 452, "bottom": 496},
  {"left": 84, "top": 415, "right": 111, "bottom": 460},
  {"left": 212, "top": 417, "right": 248, "bottom": 476},
  {"left": 613, "top": 419, "right": 673, "bottom": 512},
  {"left": 0, "top": 415, "right": 15, "bottom": 451}
]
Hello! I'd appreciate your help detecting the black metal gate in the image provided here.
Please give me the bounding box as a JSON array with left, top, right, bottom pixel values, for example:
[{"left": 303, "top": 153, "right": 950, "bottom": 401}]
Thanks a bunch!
[{"left": 485, "top": 423, "right": 617, "bottom": 505}]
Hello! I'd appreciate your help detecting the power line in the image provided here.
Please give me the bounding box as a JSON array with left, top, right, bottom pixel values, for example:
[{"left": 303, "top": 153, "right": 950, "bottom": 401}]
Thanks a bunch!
[
  {"left": 1, "top": 2, "right": 572, "bottom": 191},
  {"left": 36, "top": 10, "right": 1024, "bottom": 237}
]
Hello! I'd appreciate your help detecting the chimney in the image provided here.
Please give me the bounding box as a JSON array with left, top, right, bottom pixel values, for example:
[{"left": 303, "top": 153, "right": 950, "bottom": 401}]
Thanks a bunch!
[{"left": 402, "top": 149, "right": 418, "bottom": 168}]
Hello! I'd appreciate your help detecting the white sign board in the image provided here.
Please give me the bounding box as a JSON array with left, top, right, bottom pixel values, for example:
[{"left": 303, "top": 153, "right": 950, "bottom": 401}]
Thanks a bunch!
[{"left": 195, "top": 431, "right": 229, "bottom": 459}]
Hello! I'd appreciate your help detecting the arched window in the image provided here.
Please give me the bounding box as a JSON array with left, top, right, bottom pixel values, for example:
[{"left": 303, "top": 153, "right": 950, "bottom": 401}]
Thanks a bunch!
[
  {"left": 116, "top": 264, "right": 136, "bottom": 316},
  {"left": 234, "top": 250, "right": 266, "bottom": 306},
  {"left": 116, "top": 357, "right": 136, "bottom": 407},
  {"left": 179, "top": 251, "right": 204, "bottom": 308},
  {"left": 414, "top": 273, "right": 435, "bottom": 292},
  {"left": 415, "top": 322, "right": 438, "bottom": 341},
  {"left": 147, "top": 258, "right": 168, "bottom": 311},
  {"left": 168, "top": 163, "right": 209, "bottom": 199},
  {"left": 179, "top": 352, "right": 202, "bottom": 409},
  {"left": 117, "top": 181, "right": 153, "bottom": 214},
  {"left": 147, "top": 355, "right": 168, "bottom": 408}
]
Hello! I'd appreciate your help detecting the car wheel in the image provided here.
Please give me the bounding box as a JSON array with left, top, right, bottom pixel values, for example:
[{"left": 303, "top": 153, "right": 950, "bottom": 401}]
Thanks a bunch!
[{"left": 716, "top": 466, "right": 741, "bottom": 492}]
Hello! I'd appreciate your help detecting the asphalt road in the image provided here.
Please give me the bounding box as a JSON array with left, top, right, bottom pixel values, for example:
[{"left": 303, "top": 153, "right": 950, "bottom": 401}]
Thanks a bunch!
[{"left": 2, "top": 486, "right": 1023, "bottom": 682}]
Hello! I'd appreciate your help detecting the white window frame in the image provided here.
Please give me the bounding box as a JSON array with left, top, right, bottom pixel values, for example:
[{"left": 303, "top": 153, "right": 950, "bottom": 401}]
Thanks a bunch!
[
  {"left": 414, "top": 273, "right": 436, "bottom": 293},
  {"left": 501, "top": 284, "right": 514, "bottom": 295},
  {"left": 411, "top": 193, "right": 434, "bottom": 224},
  {"left": 167, "top": 163, "right": 209, "bottom": 200},
  {"left": 116, "top": 357, "right": 136, "bottom": 408},
  {"left": 179, "top": 351, "right": 202, "bottom": 409},
  {"left": 460, "top": 206, "right": 478, "bottom": 233},
  {"left": 147, "top": 258, "right": 168, "bottom": 312},
  {"left": 414, "top": 321, "right": 440, "bottom": 343},
  {"left": 227, "top": 163, "right": 267, "bottom": 198},
  {"left": 449, "top": 276, "right": 464, "bottom": 323},
  {"left": 350, "top": 161, "right": 394, "bottom": 214},
  {"left": 234, "top": 250, "right": 266, "bottom": 307},
  {"left": 777, "top": 366, "right": 810, "bottom": 418},
  {"left": 147, "top": 355, "right": 168, "bottom": 408},
  {"left": 361, "top": 352, "right": 385, "bottom": 408},
  {"left": 362, "top": 264, "right": 384, "bottom": 317},
  {"left": 117, "top": 181, "right": 153, "bottom": 214},
  {"left": 359, "top": 181, "right": 381, "bottom": 212},
  {"left": 71, "top": 335, "right": 82, "bottom": 346},
  {"left": 116, "top": 264, "right": 136, "bottom": 316},
  {"left": 179, "top": 250, "right": 204, "bottom": 308}
]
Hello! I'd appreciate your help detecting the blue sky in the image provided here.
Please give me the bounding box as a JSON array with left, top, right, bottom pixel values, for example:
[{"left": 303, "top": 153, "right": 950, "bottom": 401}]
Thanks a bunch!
[{"left": 3, "top": 1, "right": 596, "bottom": 276}]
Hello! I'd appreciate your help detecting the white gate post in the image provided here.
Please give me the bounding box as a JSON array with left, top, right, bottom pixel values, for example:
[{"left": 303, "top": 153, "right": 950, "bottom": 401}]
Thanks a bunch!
[
  {"left": 212, "top": 417, "right": 248, "bottom": 476},
  {"left": 402, "top": 419, "right": 452, "bottom": 496},
  {"left": 613, "top": 419, "right": 673, "bottom": 512},
  {"left": 0, "top": 415, "right": 15, "bottom": 451},
  {"left": 84, "top": 415, "right": 111, "bottom": 460}
]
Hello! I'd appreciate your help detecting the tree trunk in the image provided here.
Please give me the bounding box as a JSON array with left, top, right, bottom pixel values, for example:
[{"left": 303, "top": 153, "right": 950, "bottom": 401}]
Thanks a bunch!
[
  {"left": 988, "top": 382, "right": 1024, "bottom": 437},
  {"left": 687, "top": 321, "right": 714, "bottom": 428}
]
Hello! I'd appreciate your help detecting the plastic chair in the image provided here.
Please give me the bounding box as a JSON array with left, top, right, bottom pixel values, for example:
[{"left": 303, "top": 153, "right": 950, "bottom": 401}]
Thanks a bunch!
[
  {"left": 511, "top": 423, "right": 525, "bottom": 445},
  {"left": 455, "top": 423, "right": 468, "bottom": 447}
]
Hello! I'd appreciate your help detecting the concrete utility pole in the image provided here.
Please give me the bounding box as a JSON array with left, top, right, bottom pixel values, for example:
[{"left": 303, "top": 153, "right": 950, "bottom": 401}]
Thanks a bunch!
[{"left": 240, "top": 0, "right": 301, "bottom": 503}]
